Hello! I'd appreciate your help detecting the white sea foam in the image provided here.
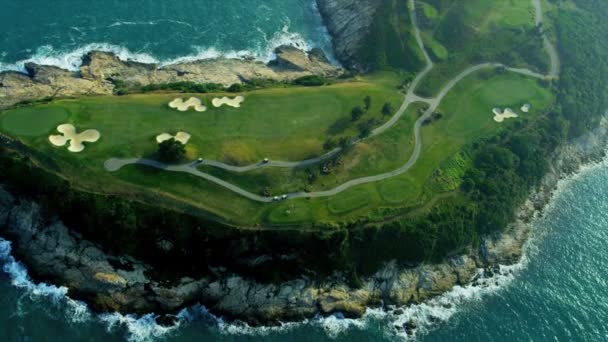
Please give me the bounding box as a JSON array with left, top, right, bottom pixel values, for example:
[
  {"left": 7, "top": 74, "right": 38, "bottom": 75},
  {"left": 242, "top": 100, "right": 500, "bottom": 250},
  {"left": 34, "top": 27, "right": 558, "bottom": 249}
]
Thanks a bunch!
[
  {"left": 0, "top": 25, "right": 336, "bottom": 73},
  {"left": 100, "top": 313, "right": 181, "bottom": 342}
]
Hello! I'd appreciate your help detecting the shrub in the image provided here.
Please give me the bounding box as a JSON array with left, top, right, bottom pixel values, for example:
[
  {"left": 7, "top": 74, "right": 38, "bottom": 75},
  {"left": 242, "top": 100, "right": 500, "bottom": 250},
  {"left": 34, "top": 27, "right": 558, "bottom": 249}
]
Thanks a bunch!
[
  {"left": 293, "top": 75, "right": 327, "bottom": 87},
  {"left": 157, "top": 138, "right": 186, "bottom": 163}
]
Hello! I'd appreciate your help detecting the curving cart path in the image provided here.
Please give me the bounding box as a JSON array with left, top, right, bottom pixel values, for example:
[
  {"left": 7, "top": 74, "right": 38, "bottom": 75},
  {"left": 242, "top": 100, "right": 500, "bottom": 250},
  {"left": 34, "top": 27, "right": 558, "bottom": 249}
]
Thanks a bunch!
[{"left": 105, "top": 0, "right": 560, "bottom": 203}]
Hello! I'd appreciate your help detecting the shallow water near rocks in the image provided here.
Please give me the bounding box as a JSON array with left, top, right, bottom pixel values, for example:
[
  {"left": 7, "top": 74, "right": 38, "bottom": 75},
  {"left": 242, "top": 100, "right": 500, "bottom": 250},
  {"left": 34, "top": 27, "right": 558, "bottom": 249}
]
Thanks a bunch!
[{"left": 2, "top": 156, "right": 608, "bottom": 341}]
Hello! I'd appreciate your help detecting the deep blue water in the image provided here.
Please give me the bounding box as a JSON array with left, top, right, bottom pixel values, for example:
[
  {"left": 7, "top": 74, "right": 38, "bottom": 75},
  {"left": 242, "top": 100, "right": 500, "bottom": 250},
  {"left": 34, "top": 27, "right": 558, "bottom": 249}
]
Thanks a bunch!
[
  {"left": 0, "top": 0, "right": 334, "bottom": 72},
  {"left": 2, "top": 159, "right": 608, "bottom": 341}
]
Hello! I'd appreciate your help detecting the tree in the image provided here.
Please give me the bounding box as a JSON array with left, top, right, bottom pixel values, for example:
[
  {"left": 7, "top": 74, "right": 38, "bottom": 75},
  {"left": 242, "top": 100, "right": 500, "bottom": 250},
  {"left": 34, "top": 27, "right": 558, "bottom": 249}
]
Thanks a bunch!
[
  {"left": 351, "top": 106, "right": 364, "bottom": 121},
  {"left": 364, "top": 96, "right": 372, "bottom": 110},
  {"left": 227, "top": 83, "right": 245, "bottom": 93},
  {"left": 158, "top": 138, "right": 186, "bottom": 163},
  {"left": 382, "top": 102, "right": 394, "bottom": 116}
]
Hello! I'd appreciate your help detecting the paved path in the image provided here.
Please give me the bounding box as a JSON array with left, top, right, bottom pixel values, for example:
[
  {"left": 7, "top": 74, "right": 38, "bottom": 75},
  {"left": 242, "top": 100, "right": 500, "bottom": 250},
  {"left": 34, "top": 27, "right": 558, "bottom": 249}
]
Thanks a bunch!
[{"left": 105, "top": 0, "right": 560, "bottom": 203}]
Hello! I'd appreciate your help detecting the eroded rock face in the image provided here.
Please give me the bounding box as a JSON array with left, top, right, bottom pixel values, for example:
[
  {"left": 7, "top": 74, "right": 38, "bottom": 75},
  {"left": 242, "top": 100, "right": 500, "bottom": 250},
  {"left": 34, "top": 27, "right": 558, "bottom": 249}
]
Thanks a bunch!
[
  {"left": 315, "top": 0, "right": 380, "bottom": 70},
  {"left": 0, "top": 188, "right": 492, "bottom": 324},
  {"left": 0, "top": 47, "right": 341, "bottom": 109}
]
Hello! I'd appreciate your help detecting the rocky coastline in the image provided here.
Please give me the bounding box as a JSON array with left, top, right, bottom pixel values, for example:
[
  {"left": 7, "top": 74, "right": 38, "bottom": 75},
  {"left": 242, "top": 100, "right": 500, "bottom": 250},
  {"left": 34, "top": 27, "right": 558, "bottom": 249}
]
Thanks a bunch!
[
  {"left": 315, "top": 0, "right": 379, "bottom": 70},
  {"left": 0, "top": 45, "right": 341, "bottom": 109},
  {"left": 1, "top": 116, "right": 606, "bottom": 327}
]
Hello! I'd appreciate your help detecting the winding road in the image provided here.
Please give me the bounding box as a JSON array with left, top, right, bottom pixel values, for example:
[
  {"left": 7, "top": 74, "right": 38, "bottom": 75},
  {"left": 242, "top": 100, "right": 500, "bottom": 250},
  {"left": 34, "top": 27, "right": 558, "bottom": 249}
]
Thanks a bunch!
[{"left": 105, "top": 0, "right": 560, "bottom": 203}]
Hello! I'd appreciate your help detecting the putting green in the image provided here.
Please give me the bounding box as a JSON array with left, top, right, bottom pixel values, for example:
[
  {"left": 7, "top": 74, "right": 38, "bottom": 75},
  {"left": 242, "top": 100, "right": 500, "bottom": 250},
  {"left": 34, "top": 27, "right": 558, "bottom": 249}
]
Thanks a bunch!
[{"left": 2, "top": 106, "right": 69, "bottom": 136}]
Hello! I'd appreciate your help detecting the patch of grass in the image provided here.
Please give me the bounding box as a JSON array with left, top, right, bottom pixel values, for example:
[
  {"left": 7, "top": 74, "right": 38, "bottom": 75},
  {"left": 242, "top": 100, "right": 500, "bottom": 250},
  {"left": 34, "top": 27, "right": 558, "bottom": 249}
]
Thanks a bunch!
[
  {"left": 328, "top": 188, "right": 371, "bottom": 214},
  {"left": 267, "top": 202, "right": 313, "bottom": 225},
  {"left": 379, "top": 178, "right": 420, "bottom": 204},
  {"left": 2, "top": 106, "right": 68, "bottom": 136}
]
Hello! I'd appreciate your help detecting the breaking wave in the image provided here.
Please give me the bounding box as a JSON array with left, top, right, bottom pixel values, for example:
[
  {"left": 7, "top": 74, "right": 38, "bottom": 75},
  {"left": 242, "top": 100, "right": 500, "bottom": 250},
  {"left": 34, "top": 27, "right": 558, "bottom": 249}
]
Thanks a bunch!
[{"left": 0, "top": 25, "right": 334, "bottom": 74}]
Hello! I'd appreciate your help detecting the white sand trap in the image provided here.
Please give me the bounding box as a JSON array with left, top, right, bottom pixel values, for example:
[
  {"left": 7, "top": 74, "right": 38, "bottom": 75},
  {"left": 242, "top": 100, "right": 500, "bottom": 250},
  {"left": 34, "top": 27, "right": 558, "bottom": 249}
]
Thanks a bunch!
[
  {"left": 156, "top": 131, "right": 191, "bottom": 145},
  {"left": 521, "top": 103, "right": 531, "bottom": 113},
  {"left": 169, "top": 97, "right": 207, "bottom": 112},
  {"left": 493, "top": 108, "right": 519, "bottom": 123},
  {"left": 212, "top": 96, "right": 245, "bottom": 108},
  {"left": 49, "top": 124, "right": 100, "bottom": 153}
]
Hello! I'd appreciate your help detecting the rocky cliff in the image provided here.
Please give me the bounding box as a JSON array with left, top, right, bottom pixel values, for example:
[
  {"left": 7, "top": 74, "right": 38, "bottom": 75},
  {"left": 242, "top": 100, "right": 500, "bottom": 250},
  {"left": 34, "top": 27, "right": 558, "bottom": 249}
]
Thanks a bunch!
[
  {"left": 315, "top": 0, "right": 380, "bottom": 70},
  {"left": 0, "top": 46, "right": 341, "bottom": 109}
]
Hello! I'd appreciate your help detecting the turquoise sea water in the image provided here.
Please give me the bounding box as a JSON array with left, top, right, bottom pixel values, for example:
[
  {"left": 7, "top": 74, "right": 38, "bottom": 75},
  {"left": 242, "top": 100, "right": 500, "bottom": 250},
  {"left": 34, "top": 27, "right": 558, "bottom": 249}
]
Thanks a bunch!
[
  {"left": 2, "top": 158, "right": 608, "bottom": 341},
  {"left": 0, "top": 0, "right": 334, "bottom": 72}
]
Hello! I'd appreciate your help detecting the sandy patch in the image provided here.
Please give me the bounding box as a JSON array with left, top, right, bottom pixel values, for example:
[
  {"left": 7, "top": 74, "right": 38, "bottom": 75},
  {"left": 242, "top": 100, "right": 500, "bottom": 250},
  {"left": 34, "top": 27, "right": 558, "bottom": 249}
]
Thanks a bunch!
[
  {"left": 521, "top": 103, "right": 531, "bottom": 113},
  {"left": 169, "top": 97, "right": 207, "bottom": 112},
  {"left": 493, "top": 108, "right": 519, "bottom": 123},
  {"left": 49, "top": 124, "right": 100, "bottom": 152},
  {"left": 156, "top": 131, "right": 191, "bottom": 145},
  {"left": 212, "top": 96, "right": 245, "bottom": 108}
]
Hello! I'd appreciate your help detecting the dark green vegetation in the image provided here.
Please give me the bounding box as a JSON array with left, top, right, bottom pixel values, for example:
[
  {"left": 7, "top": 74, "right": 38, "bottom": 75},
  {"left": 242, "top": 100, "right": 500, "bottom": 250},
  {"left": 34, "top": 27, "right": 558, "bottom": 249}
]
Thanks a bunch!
[
  {"left": 358, "top": 0, "right": 426, "bottom": 72},
  {"left": 158, "top": 139, "right": 185, "bottom": 163},
  {"left": 0, "top": 0, "right": 606, "bottom": 283},
  {"left": 552, "top": 0, "right": 608, "bottom": 136},
  {"left": 414, "top": 0, "right": 550, "bottom": 96}
]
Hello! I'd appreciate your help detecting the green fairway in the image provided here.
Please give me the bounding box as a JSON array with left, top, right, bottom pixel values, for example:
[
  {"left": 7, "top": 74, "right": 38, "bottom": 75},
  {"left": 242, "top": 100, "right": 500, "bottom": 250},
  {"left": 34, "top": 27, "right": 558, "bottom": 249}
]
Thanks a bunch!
[
  {"left": 1, "top": 106, "right": 68, "bottom": 136},
  {"left": 1, "top": 80, "right": 402, "bottom": 166}
]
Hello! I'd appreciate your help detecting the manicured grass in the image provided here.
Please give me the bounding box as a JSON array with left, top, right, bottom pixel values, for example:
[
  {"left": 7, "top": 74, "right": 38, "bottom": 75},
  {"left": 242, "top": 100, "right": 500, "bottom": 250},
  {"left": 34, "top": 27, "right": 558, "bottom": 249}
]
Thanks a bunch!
[
  {"left": 328, "top": 188, "right": 371, "bottom": 214},
  {"left": 1, "top": 81, "right": 402, "bottom": 165},
  {"left": 194, "top": 102, "right": 423, "bottom": 198},
  {"left": 1, "top": 106, "right": 68, "bottom": 136},
  {"left": 379, "top": 179, "right": 419, "bottom": 204},
  {"left": 267, "top": 202, "right": 313, "bottom": 225}
]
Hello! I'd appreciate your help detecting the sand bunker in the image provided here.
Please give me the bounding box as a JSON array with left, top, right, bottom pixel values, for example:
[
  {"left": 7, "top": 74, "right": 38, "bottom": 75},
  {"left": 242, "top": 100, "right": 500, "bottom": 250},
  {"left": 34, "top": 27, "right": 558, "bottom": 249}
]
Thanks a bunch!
[
  {"left": 49, "top": 124, "right": 100, "bottom": 153},
  {"left": 493, "top": 108, "right": 519, "bottom": 123},
  {"left": 169, "top": 97, "right": 207, "bottom": 112},
  {"left": 521, "top": 103, "right": 531, "bottom": 113},
  {"left": 156, "top": 131, "right": 191, "bottom": 145},
  {"left": 212, "top": 96, "right": 245, "bottom": 108}
]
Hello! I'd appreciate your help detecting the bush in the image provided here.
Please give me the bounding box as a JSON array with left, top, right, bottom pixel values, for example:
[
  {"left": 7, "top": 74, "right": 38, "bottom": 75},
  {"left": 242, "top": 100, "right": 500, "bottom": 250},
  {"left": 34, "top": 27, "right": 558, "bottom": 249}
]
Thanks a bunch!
[
  {"left": 351, "top": 106, "right": 364, "bottom": 121},
  {"left": 157, "top": 138, "right": 186, "bottom": 163},
  {"left": 141, "top": 82, "right": 224, "bottom": 93},
  {"left": 382, "top": 102, "right": 394, "bottom": 116},
  {"left": 293, "top": 75, "right": 327, "bottom": 87},
  {"left": 227, "top": 83, "right": 245, "bottom": 93}
]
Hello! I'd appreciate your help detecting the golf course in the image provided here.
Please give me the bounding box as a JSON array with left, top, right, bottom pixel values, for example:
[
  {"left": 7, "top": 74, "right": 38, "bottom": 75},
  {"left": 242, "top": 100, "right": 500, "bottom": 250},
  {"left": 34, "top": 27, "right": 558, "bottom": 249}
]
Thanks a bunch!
[{"left": 0, "top": 0, "right": 558, "bottom": 227}]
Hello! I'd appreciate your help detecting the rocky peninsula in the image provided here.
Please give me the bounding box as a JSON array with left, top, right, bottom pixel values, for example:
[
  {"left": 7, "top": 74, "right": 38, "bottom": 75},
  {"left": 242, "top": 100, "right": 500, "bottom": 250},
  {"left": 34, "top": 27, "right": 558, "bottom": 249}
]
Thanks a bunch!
[{"left": 0, "top": 46, "right": 340, "bottom": 109}]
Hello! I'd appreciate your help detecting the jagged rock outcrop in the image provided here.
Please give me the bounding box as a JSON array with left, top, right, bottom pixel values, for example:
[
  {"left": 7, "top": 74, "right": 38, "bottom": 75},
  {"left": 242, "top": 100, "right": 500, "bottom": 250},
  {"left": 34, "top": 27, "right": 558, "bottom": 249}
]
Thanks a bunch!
[
  {"left": 0, "top": 46, "right": 341, "bottom": 109},
  {"left": 0, "top": 185, "right": 481, "bottom": 325},
  {"left": 315, "top": 0, "right": 380, "bottom": 69}
]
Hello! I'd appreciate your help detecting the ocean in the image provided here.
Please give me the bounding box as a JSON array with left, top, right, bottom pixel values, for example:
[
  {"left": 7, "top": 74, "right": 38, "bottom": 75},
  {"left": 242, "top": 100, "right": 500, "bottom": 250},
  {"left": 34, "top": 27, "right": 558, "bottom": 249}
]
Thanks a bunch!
[
  {"left": 3, "top": 1, "right": 608, "bottom": 341},
  {"left": 3, "top": 156, "right": 608, "bottom": 341},
  {"left": 0, "top": 0, "right": 334, "bottom": 72}
]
